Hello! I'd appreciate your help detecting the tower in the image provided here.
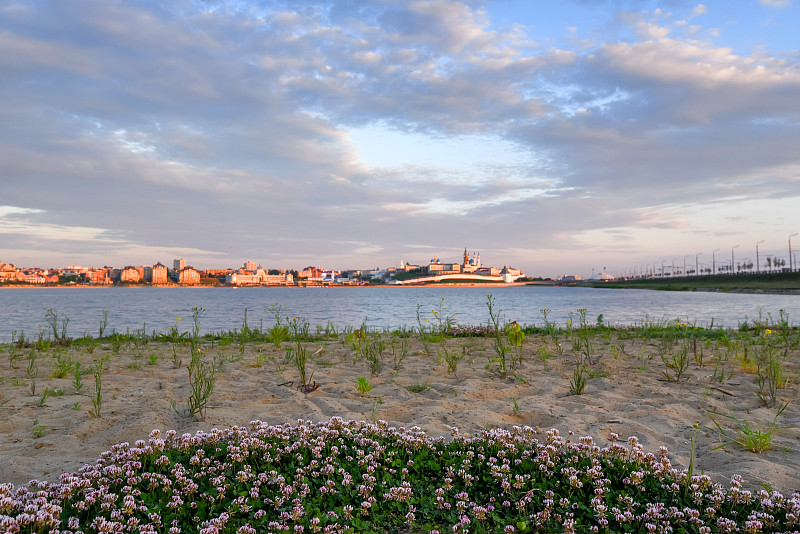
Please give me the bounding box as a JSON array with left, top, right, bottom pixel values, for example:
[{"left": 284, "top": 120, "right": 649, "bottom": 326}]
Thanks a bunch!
[{"left": 463, "top": 247, "right": 469, "bottom": 267}]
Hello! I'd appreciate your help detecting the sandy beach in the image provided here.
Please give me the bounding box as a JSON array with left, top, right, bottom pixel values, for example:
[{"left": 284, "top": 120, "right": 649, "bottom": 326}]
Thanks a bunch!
[{"left": 1, "top": 330, "right": 798, "bottom": 494}]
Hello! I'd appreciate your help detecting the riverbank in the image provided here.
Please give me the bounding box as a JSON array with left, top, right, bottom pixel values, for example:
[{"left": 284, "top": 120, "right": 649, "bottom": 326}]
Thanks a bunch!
[{"left": 583, "top": 271, "right": 800, "bottom": 293}]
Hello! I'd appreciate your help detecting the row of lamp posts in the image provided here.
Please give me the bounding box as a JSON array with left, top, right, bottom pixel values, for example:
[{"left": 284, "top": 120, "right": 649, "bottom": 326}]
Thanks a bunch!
[{"left": 645, "top": 233, "right": 797, "bottom": 278}]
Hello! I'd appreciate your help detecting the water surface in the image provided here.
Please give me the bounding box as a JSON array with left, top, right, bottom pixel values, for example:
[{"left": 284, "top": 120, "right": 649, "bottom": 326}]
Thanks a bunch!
[{"left": 0, "top": 286, "right": 798, "bottom": 342}]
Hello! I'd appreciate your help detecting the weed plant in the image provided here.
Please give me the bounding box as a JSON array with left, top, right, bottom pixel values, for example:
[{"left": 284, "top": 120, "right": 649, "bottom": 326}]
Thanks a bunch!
[
  {"left": 439, "top": 345, "right": 462, "bottom": 377},
  {"left": 44, "top": 308, "right": 71, "bottom": 346},
  {"left": 405, "top": 380, "right": 430, "bottom": 393},
  {"left": 8, "top": 331, "right": 21, "bottom": 369},
  {"left": 485, "top": 295, "right": 513, "bottom": 377},
  {"left": 32, "top": 418, "right": 47, "bottom": 439},
  {"left": 540, "top": 308, "right": 564, "bottom": 355},
  {"left": 572, "top": 308, "right": 601, "bottom": 366},
  {"left": 109, "top": 332, "right": 122, "bottom": 354},
  {"left": 72, "top": 362, "right": 85, "bottom": 394},
  {"left": 569, "top": 360, "right": 587, "bottom": 395},
  {"left": 35, "top": 387, "right": 50, "bottom": 408},
  {"left": 707, "top": 401, "right": 793, "bottom": 453},
  {"left": 430, "top": 297, "right": 456, "bottom": 336},
  {"left": 355, "top": 376, "right": 373, "bottom": 395},
  {"left": 389, "top": 337, "right": 409, "bottom": 372},
  {"left": 185, "top": 348, "right": 215, "bottom": 421},
  {"left": 416, "top": 302, "right": 432, "bottom": 356},
  {"left": 251, "top": 348, "right": 270, "bottom": 368},
  {"left": 89, "top": 359, "right": 103, "bottom": 419},
  {"left": 361, "top": 330, "right": 386, "bottom": 375},
  {"left": 755, "top": 329, "right": 787, "bottom": 407},
  {"left": 98, "top": 310, "right": 109, "bottom": 338},
  {"left": 267, "top": 304, "right": 289, "bottom": 349},
  {"left": 536, "top": 345, "right": 551, "bottom": 369},
  {"left": 190, "top": 306, "right": 204, "bottom": 349},
  {"left": 660, "top": 338, "right": 690, "bottom": 383},
  {"left": 506, "top": 321, "right": 525, "bottom": 368},
  {"left": 286, "top": 315, "right": 316, "bottom": 392},
  {"left": 51, "top": 351, "right": 75, "bottom": 378}
]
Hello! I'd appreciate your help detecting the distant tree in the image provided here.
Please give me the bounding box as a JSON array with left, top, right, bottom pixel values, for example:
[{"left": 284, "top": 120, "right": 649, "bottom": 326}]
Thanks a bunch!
[{"left": 268, "top": 269, "right": 280, "bottom": 275}]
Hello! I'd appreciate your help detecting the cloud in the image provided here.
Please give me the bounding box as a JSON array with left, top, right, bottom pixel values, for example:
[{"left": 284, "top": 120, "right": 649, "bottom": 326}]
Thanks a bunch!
[{"left": 759, "top": 0, "right": 792, "bottom": 7}]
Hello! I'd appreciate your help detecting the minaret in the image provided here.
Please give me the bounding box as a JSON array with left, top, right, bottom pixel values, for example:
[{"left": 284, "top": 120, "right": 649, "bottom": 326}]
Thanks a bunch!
[{"left": 463, "top": 247, "right": 469, "bottom": 267}]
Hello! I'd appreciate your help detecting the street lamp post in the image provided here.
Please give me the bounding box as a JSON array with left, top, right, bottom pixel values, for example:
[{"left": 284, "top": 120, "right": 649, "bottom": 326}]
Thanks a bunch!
[
  {"left": 683, "top": 255, "right": 690, "bottom": 277},
  {"left": 661, "top": 259, "right": 666, "bottom": 278},
  {"left": 712, "top": 248, "right": 719, "bottom": 275},
  {"left": 672, "top": 257, "right": 677, "bottom": 277},
  {"left": 731, "top": 245, "right": 740, "bottom": 276},
  {"left": 790, "top": 233, "right": 798, "bottom": 272},
  {"left": 695, "top": 253, "right": 702, "bottom": 276},
  {"left": 756, "top": 240, "right": 765, "bottom": 274}
]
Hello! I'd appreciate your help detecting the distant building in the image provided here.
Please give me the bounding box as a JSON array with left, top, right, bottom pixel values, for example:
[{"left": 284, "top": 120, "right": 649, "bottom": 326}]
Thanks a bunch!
[
  {"left": 461, "top": 248, "right": 482, "bottom": 273},
  {"left": 500, "top": 266, "right": 522, "bottom": 283},
  {"left": 178, "top": 266, "right": 200, "bottom": 285},
  {"left": 120, "top": 266, "right": 141, "bottom": 283},
  {"left": 86, "top": 269, "right": 111, "bottom": 284},
  {"left": 149, "top": 262, "right": 169, "bottom": 284},
  {"left": 173, "top": 258, "right": 186, "bottom": 272},
  {"left": 0, "top": 262, "right": 18, "bottom": 281},
  {"left": 392, "top": 247, "right": 525, "bottom": 284},
  {"left": 299, "top": 266, "right": 323, "bottom": 280},
  {"left": 426, "top": 258, "right": 462, "bottom": 275},
  {"left": 226, "top": 263, "right": 294, "bottom": 286}
]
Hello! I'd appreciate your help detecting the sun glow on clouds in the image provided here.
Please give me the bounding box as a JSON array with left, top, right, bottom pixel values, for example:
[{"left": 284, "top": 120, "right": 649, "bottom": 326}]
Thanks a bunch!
[
  {"left": 569, "top": 195, "right": 800, "bottom": 273},
  {"left": 0, "top": 206, "right": 44, "bottom": 217},
  {"left": 0, "top": 219, "right": 111, "bottom": 242},
  {"left": 384, "top": 188, "right": 550, "bottom": 216},
  {"left": 0, "top": 207, "right": 113, "bottom": 244}
]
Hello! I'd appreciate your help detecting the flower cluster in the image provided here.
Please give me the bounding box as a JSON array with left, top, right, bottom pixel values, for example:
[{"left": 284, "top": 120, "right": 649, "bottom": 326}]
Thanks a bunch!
[
  {"left": 446, "top": 324, "right": 498, "bottom": 337},
  {"left": 2, "top": 419, "right": 799, "bottom": 533}
]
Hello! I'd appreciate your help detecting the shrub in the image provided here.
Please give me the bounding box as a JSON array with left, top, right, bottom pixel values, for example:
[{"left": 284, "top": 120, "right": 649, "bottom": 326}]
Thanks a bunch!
[{"left": 4, "top": 419, "right": 800, "bottom": 533}]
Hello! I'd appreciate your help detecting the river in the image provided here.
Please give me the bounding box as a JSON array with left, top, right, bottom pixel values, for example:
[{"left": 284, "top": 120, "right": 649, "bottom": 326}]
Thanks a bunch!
[{"left": 0, "top": 285, "right": 798, "bottom": 342}]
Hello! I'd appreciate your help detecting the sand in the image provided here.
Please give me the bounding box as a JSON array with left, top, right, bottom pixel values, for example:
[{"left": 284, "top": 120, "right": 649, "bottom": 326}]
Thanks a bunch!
[{"left": 1, "top": 332, "right": 799, "bottom": 494}]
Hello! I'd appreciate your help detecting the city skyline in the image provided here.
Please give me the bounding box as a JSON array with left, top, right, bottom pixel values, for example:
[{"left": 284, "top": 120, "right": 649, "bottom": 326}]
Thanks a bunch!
[{"left": 2, "top": 1, "right": 800, "bottom": 278}]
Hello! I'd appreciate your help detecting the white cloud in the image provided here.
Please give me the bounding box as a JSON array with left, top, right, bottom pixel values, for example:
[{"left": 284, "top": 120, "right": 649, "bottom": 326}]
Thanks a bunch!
[
  {"left": 0, "top": 206, "right": 45, "bottom": 217},
  {"left": 759, "top": 0, "right": 792, "bottom": 7}
]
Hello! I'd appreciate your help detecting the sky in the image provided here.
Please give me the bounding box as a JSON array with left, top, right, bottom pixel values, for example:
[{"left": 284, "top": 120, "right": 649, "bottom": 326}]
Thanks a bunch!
[{"left": 1, "top": 0, "right": 799, "bottom": 278}]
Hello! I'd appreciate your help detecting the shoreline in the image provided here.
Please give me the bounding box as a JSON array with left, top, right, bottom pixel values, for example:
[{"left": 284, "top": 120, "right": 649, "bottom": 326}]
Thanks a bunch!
[
  {"left": 0, "top": 281, "right": 543, "bottom": 289},
  {"left": 582, "top": 285, "right": 800, "bottom": 296}
]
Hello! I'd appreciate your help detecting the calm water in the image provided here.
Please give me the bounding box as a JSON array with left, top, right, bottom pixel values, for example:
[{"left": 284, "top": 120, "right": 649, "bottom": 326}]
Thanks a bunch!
[{"left": 0, "top": 286, "right": 799, "bottom": 342}]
